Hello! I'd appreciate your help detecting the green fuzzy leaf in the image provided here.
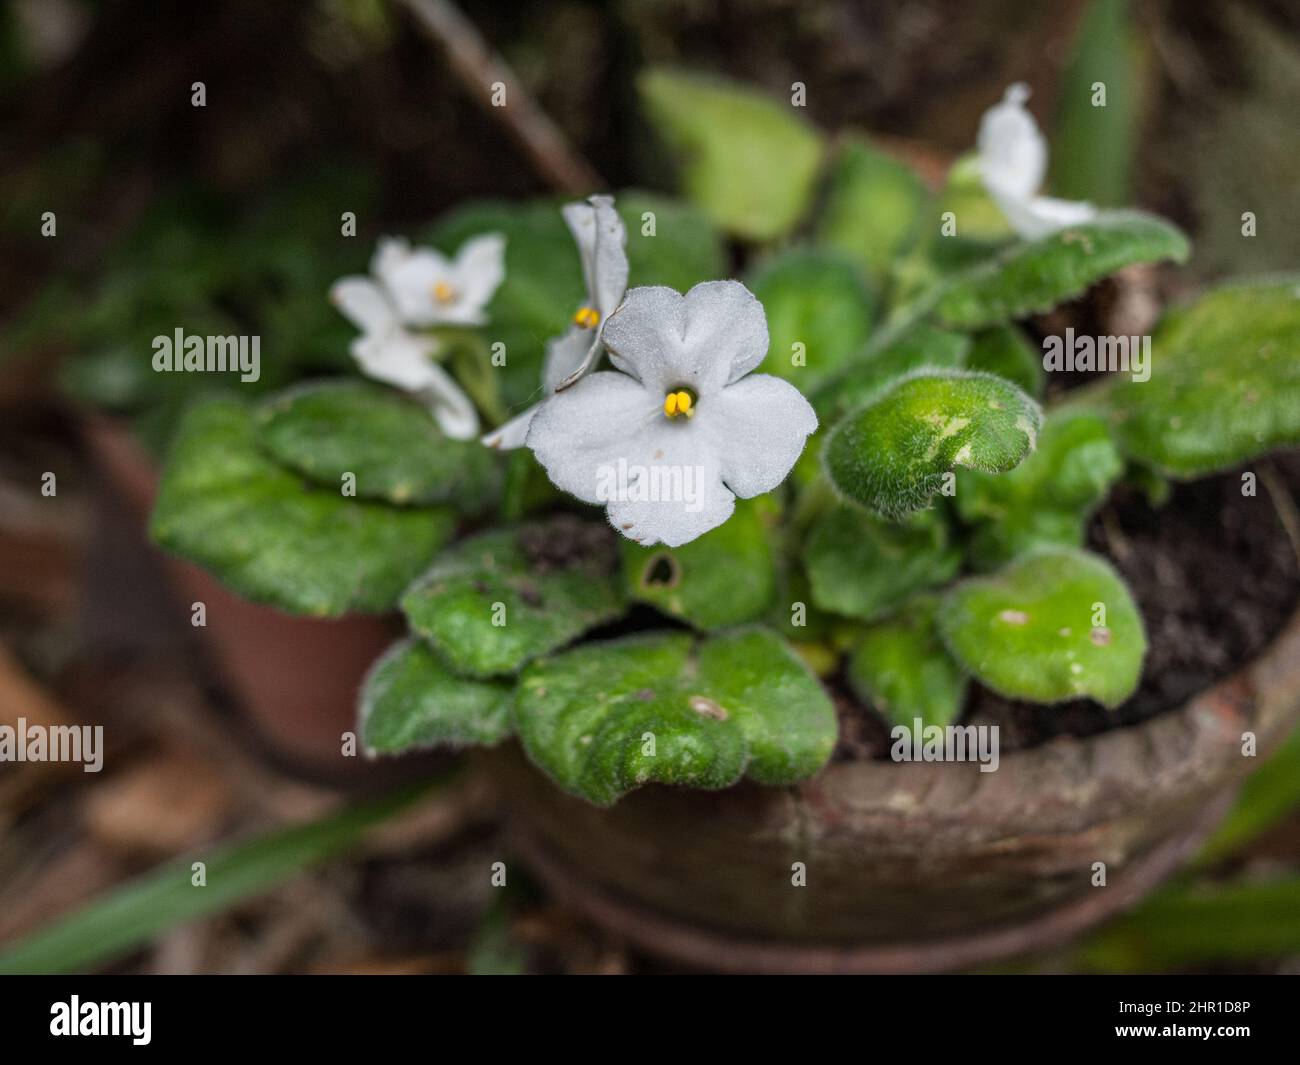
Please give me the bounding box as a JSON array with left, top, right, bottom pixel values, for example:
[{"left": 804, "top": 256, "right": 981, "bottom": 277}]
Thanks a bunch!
[
  {"left": 638, "top": 68, "right": 824, "bottom": 241},
  {"left": 891, "top": 154, "right": 1011, "bottom": 304},
  {"left": 359, "top": 639, "right": 513, "bottom": 754},
  {"left": 1127, "top": 462, "right": 1172, "bottom": 508},
  {"left": 1101, "top": 277, "right": 1300, "bottom": 477},
  {"left": 746, "top": 247, "right": 875, "bottom": 389},
  {"left": 401, "top": 519, "right": 626, "bottom": 678},
  {"left": 973, "top": 412, "right": 1124, "bottom": 512},
  {"left": 255, "top": 380, "right": 501, "bottom": 511},
  {"left": 804, "top": 505, "right": 960, "bottom": 621},
  {"left": 957, "top": 411, "right": 1124, "bottom": 569},
  {"left": 812, "top": 322, "right": 970, "bottom": 419},
  {"left": 847, "top": 598, "right": 968, "bottom": 730},
  {"left": 816, "top": 137, "right": 928, "bottom": 289},
  {"left": 500, "top": 447, "right": 565, "bottom": 521},
  {"left": 939, "top": 548, "right": 1146, "bottom": 708},
  {"left": 825, "top": 369, "right": 1042, "bottom": 519},
  {"left": 969, "top": 510, "right": 1096, "bottom": 575},
  {"left": 622, "top": 497, "right": 777, "bottom": 630},
  {"left": 150, "top": 398, "right": 454, "bottom": 616},
  {"left": 767, "top": 554, "right": 838, "bottom": 646},
  {"left": 616, "top": 190, "right": 727, "bottom": 291},
  {"left": 514, "top": 628, "right": 837, "bottom": 806},
  {"left": 935, "top": 211, "right": 1190, "bottom": 329},
  {"left": 964, "top": 323, "right": 1045, "bottom": 398}
]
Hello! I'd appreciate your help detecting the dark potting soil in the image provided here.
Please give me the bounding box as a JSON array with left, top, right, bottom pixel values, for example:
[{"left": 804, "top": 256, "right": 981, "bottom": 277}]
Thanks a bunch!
[
  {"left": 518, "top": 513, "right": 621, "bottom": 575},
  {"left": 834, "top": 453, "right": 1300, "bottom": 760}
]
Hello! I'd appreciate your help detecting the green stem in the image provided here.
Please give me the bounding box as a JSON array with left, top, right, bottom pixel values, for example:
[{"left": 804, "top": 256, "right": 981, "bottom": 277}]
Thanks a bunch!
[{"left": 434, "top": 326, "right": 508, "bottom": 426}]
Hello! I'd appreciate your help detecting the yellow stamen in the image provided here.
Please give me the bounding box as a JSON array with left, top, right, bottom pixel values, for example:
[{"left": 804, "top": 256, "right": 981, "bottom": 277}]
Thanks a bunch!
[
  {"left": 433, "top": 281, "right": 457, "bottom": 304},
  {"left": 663, "top": 389, "right": 695, "bottom": 419},
  {"left": 573, "top": 306, "right": 601, "bottom": 329}
]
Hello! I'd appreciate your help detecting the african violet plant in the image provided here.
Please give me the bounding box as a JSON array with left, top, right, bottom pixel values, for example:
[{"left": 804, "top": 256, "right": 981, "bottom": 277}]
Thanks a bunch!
[{"left": 149, "top": 71, "right": 1300, "bottom": 806}]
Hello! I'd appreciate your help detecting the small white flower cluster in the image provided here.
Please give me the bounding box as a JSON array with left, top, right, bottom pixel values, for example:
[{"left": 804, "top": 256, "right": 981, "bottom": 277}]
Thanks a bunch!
[
  {"left": 329, "top": 83, "right": 1070, "bottom": 547},
  {"left": 334, "top": 194, "right": 817, "bottom": 548},
  {"left": 330, "top": 233, "right": 506, "bottom": 439}
]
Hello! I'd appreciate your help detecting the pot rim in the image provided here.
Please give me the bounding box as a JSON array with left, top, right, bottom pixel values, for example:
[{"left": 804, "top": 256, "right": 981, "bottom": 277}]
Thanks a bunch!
[
  {"left": 783, "top": 606, "right": 1300, "bottom": 842},
  {"left": 510, "top": 788, "right": 1234, "bottom": 974}
]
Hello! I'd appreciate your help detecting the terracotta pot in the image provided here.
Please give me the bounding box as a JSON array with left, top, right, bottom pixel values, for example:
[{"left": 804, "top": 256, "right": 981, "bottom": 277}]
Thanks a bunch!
[
  {"left": 82, "top": 415, "right": 401, "bottom": 779},
  {"left": 491, "top": 609, "right": 1300, "bottom": 972}
]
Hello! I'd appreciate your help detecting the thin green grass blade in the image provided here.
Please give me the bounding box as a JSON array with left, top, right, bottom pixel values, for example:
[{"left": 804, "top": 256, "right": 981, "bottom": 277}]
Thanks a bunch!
[
  {"left": 0, "top": 778, "right": 444, "bottom": 974},
  {"left": 1197, "top": 723, "right": 1300, "bottom": 865},
  {"left": 1076, "top": 876, "right": 1300, "bottom": 972}
]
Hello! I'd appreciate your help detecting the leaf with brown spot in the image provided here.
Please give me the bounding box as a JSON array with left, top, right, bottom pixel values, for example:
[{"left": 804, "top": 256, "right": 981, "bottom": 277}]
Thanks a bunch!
[
  {"left": 515, "top": 628, "right": 836, "bottom": 805},
  {"left": 939, "top": 549, "right": 1145, "bottom": 708}
]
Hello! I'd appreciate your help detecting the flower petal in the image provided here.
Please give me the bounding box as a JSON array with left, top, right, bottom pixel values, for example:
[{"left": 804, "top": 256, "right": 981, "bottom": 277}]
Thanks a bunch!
[
  {"left": 681, "top": 280, "right": 771, "bottom": 387},
  {"left": 562, "top": 199, "right": 598, "bottom": 285},
  {"left": 453, "top": 232, "right": 506, "bottom": 311},
  {"left": 330, "top": 277, "right": 395, "bottom": 336},
  {"left": 592, "top": 197, "right": 629, "bottom": 318},
  {"left": 993, "top": 190, "right": 1098, "bottom": 240},
  {"left": 600, "top": 281, "right": 769, "bottom": 396},
  {"left": 597, "top": 285, "right": 683, "bottom": 389},
  {"left": 605, "top": 452, "right": 736, "bottom": 548},
  {"left": 977, "top": 82, "right": 1045, "bottom": 202},
  {"left": 525, "top": 371, "right": 659, "bottom": 504},
  {"left": 348, "top": 326, "right": 479, "bottom": 440},
  {"left": 370, "top": 236, "right": 410, "bottom": 280},
  {"left": 542, "top": 324, "right": 599, "bottom": 393},
  {"left": 562, "top": 195, "right": 628, "bottom": 317},
  {"left": 350, "top": 328, "right": 438, "bottom": 392},
  {"left": 481, "top": 403, "right": 538, "bottom": 450},
  {"left": 698, "top": 373, "right": 817, "bottom": 497},
  {"left": 380, "top": 246, "right": 454, "bottom": 325},
  {"left": 420, "top": 361, "right": 480, "bottom": 440}
]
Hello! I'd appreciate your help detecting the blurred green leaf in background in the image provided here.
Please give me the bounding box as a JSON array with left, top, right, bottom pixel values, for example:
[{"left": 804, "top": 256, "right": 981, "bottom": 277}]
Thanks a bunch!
[{"left": 1051, "top": 0, "right": 1142, "bottom": 206}]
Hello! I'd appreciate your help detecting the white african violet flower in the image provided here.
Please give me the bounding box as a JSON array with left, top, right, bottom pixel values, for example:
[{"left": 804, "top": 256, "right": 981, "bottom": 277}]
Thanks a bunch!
[
  {"left": 482, "top": 194, "right": 628, "bottom": 450},
  {"left": 373, "top": 233, "right": 505, "bottom": 326},
  {"left": 978, "top": 83, "right": 1097, "bottom": 240},
  {"left": 331, "top": 242, "right": 480, "bottom": 440},
  {"left": 525, "top": 280, "right": 817, "bottom": 547}
]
